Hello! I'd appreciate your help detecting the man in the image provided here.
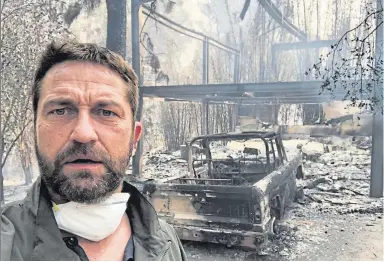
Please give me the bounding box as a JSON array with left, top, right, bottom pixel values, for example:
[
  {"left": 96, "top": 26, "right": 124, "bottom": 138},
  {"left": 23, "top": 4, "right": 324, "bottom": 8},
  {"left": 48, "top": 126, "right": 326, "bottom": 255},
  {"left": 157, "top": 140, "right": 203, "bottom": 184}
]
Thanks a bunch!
[{"left": 1, "top": 42, "right": 187, "bottom": 261}]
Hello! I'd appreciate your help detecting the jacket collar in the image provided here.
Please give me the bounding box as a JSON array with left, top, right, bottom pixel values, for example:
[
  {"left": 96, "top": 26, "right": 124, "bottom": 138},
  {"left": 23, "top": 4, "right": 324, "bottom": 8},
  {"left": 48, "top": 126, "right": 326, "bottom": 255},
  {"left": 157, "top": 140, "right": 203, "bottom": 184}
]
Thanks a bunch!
[
  {"left": 123, "top": 181, "right": 171, "bottom": 260},
  {"left": 25, "top": 176, "right": 170, "bottom": 261}
]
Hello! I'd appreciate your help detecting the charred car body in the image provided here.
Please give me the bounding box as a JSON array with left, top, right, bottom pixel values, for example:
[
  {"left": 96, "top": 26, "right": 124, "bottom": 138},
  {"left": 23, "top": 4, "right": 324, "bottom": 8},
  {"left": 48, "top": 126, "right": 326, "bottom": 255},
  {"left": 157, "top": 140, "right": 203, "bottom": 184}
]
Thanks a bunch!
[{"left": 137, "top": 131, "right": 303, "bottom": 249}]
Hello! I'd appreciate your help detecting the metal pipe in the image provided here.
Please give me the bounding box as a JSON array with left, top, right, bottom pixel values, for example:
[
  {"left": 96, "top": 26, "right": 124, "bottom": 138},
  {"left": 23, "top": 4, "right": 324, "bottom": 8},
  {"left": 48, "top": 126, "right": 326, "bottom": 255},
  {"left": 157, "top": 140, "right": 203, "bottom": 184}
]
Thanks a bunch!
[
  {"left": 142, "top": 10, "right": 238, "bottom": 54},
  {"left": 142, "top": 6, "right": 239, "bottom": 54}
]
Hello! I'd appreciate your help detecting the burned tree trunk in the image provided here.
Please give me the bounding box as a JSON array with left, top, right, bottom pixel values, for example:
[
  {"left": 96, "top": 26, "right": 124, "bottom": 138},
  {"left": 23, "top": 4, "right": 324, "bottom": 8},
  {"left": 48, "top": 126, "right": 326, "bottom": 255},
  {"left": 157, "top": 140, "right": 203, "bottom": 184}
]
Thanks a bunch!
[
  {"left": 0, "top": 167, "right": 4, "bottom": 203},
  {"left": 106, "top": 0, "right": 127, "bottom": 58}
]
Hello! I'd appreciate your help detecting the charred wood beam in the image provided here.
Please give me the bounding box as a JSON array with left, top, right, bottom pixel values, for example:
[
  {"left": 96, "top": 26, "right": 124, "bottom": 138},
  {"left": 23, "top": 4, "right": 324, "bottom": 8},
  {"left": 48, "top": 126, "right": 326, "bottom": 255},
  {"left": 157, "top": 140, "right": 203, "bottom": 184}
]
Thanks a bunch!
[
  {"left": 142, "top": 80, "right": 369, "bottom": 97},
  {"left": 240, "top": 0, "right": 251, "bottom": 20},
  {"left": 162, "top": 96, "right": 344, "bottom": 105},
  {"left": 256, "top": 0, "right": 307, "bottom": 41},
  {"left": 272, "top": 40, "right": 338, "bottom": 52}
]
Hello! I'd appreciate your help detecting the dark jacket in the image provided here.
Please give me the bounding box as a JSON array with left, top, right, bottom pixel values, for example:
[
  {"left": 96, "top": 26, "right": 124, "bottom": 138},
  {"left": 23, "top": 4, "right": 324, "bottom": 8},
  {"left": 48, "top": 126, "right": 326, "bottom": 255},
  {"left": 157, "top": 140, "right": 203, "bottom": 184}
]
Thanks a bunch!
[{"left": 1, "top": 177, "right": 187, "bottom": 261}]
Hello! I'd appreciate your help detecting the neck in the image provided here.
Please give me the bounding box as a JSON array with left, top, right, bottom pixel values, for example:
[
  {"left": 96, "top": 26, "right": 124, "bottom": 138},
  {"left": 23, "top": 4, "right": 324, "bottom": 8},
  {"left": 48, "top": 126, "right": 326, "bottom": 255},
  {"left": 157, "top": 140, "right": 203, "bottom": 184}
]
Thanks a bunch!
[{"left": 78, "top": 213, "right": 131, "bottom": 261}]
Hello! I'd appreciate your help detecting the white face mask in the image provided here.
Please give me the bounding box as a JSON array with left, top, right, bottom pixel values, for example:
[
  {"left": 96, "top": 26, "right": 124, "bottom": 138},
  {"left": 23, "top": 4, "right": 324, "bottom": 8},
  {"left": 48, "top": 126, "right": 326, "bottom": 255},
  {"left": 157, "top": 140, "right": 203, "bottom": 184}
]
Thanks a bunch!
[{"left": 52, "top": 193, "right": 130, "bottom": 242}]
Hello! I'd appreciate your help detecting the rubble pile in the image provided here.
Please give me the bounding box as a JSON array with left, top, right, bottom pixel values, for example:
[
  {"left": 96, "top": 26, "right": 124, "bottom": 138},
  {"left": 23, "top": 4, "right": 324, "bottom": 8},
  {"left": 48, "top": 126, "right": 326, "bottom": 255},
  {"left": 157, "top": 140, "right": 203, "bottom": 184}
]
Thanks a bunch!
[
  {"left": 252, "top": 223, "right": 301, "bottom": 260},
  {"left": 295, "top": 149, "right": 382, "bottom": 215},
  {"left": 354, "top": 137, "right": 373, "bottom": 150},
  {"left": 139, "top": 150, "right": 190, "bottom": 180}
]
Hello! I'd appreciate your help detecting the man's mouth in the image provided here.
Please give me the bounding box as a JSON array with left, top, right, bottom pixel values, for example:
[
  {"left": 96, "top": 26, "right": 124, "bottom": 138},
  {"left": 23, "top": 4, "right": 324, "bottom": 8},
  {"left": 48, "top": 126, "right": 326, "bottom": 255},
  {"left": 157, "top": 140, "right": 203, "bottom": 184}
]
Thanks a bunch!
[
  {"left": 67, "top": 159, "right": 101, "bottom": 164},
  {"left": 63, "top": 155, "right": 103, "bottom": 165},
  {"left": 63, "top": 158, "right": 104, "bottom": 172}
]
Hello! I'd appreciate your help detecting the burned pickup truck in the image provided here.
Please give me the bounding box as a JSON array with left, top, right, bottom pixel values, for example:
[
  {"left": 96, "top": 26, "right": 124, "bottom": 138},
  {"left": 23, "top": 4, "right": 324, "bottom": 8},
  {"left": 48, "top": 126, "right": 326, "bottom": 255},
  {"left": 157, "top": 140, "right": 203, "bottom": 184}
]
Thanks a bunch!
[{"left": 138, "top": 131, "right": 303, "bottom": 249}]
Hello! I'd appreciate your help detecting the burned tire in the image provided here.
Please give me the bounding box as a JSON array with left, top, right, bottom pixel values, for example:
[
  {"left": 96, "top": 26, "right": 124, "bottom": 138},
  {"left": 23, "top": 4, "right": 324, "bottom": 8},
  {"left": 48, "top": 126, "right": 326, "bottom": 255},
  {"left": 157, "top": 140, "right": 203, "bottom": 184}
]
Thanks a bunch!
[
  {"left": 267, "top": 216, "right": 277, "bottom": 235},
  {"left": 270, "top": 196, "right": 282, "bottom": 220},
  {"left": 296, "top": 165, "right": 304, "bottom": 179}
]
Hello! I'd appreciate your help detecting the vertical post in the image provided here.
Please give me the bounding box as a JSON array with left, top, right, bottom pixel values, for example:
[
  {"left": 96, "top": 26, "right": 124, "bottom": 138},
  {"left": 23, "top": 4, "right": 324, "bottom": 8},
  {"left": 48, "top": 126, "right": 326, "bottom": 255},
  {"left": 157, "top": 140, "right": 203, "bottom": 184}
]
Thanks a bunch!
[
  {"left": 234, "top": 54, "right": 239, "bottom": 83},
  {"left": 202, "top": 37, "right": 209, "bottom": 84},
  {"left": 202, "top": 37, "right": 209, "bottom": 134},
  {"left": 272, "top": 45, "right": 278, "bottom": 79},
  {"left": 232, "top": 103, "right": 239, "bottom": 132},
  {"left": 131, "top": 0, "right": 143, "bottom": 177},
  {"left": 205, "top": 102, "right": 209, "bottom": 135},
  {"left": 106, "top": 0, "right": 127, "bottom": 57},
  {"left": 206, "top": 42, "right": 210, "bottom": 83},
  {"left": 369, "top": 0, "right": 383, "bottom": 198},
  {"left": 0, "top": 169, "right": 4, "bottom": 203}
]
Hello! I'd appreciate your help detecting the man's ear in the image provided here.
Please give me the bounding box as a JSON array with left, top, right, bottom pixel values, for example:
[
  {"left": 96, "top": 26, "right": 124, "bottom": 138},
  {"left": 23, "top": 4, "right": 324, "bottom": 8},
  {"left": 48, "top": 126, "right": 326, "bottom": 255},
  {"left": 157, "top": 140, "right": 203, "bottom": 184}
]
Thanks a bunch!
[{"left": 133, "top": 121, "right": 142, "bottom": 149}]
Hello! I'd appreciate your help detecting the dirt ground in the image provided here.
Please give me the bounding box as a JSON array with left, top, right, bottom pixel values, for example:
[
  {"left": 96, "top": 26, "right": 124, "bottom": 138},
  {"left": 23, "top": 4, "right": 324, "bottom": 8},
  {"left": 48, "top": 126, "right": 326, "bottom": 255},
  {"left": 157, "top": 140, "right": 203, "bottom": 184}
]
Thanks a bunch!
[{"left": 182, "top": 211, "right": 383, "bottom": 261}]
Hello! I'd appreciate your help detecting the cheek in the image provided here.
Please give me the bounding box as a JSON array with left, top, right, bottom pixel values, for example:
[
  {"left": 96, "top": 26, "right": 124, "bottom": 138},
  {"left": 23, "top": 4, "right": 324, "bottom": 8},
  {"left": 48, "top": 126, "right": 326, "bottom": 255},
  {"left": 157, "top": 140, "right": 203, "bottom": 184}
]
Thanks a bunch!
[
  {"left": 99, "top": 124, "right": 133, "bottom": 156},
  {"left": 36, "top": 122, "right": 68, "bottom": 159}
]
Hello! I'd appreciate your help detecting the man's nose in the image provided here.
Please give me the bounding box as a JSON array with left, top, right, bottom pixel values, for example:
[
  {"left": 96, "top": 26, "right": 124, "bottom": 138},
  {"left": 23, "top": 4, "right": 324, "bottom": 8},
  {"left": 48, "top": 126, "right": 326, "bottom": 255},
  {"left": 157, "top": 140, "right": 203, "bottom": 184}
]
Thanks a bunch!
[{"left": 69, "top": 112, "right": 98, "bottom": 144}]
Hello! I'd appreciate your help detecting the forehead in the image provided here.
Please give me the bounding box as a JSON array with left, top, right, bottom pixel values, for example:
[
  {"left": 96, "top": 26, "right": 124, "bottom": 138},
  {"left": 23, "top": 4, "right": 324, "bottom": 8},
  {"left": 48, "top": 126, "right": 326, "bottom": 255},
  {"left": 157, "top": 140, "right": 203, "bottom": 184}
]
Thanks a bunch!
[{"left": 40, "top": 60, "right": 127, "bottom": 98}]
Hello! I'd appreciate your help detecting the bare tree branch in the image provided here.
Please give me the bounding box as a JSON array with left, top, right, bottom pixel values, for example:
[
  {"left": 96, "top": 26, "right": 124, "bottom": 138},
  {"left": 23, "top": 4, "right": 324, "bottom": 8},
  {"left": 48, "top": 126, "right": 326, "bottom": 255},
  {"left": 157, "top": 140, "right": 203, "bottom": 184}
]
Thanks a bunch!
[
  {"left": 1, "top": 0, "right": 8, "bottom": 15},
  {"left": 1, "top": 119, "right": 32, "bottom": 168},
  {"left": 1, "top": 3, "right": 49, "bottom": 22}
]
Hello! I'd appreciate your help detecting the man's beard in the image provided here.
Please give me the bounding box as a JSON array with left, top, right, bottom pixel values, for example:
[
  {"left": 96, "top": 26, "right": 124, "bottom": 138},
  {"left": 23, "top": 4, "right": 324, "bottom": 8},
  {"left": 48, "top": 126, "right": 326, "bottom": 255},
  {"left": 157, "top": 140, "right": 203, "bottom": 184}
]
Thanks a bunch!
[{"left": 36, "top": 141, "right": 133, "bottom": 204}]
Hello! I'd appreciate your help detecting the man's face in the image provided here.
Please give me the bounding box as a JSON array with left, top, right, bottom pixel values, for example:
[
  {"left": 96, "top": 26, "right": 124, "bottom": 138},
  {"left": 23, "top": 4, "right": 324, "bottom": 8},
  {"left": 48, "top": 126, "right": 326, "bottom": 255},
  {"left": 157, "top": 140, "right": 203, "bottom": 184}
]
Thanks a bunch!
[{"left": 35, "top": 61, "right": 142, "bottom": 203}]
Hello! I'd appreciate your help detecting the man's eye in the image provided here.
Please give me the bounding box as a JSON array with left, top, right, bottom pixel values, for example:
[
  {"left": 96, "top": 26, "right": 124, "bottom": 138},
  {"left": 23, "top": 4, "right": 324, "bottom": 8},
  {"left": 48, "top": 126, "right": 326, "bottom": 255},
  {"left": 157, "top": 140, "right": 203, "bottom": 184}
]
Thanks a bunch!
[
  {"left": 100, "top": 109, "right": 117, "bottom": 117},
  {"left": 53, "top": 108, "right": 67, "bottom": 115}
]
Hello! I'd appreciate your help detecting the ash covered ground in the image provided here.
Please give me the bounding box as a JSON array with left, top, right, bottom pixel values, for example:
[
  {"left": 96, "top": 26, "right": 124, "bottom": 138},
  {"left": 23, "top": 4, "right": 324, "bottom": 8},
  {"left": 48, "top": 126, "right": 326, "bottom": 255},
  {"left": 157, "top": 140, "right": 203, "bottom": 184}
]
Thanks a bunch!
[{"left": 3, "top": 137, "right": 383, "bottom": 261}]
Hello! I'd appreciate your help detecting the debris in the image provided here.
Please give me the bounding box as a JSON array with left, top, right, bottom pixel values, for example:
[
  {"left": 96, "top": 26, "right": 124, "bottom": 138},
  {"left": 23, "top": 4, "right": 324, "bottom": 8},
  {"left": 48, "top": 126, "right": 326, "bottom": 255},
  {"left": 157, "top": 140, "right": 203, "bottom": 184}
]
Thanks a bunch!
[
  {"left": 305, "top": 177, "right": 332, "bottom": 189},
  {"left": 295, "top": 187, "right": 305, "bottom": 204},
  {"left": 306, "top": 194, "right": 323, "bottom": 203},
  {"left": 356, "top": 138, "right": 372, "bottom": 150},
  {"left": 298, "top": 148, "right": 381, "bottom": 217},
  {"left": 302, "top": 141, "right": 326, "bottom": 161},
  {"left": 257, "top": 250, "right": 269, "bottom": 256}
]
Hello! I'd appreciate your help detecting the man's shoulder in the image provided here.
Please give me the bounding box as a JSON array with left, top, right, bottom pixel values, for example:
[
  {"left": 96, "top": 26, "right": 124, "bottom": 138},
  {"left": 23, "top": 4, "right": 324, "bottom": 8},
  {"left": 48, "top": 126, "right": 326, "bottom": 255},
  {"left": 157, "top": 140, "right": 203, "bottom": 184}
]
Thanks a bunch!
[
  {"left": 1, "top": 199, "right": 31, "bottom": 239},
  {"left": 1, "top": 199, "right": 25, "bottom": 216},
  {"left": 158, "top": 218, "right": 177, "bottom": 237},
  {"left": 157, "top": 219, "right": 187, "bottom": 260},
  {"left": 1, "top": 198, "right": 35, "bottom": 236},
  {"left": 1, "top": 200, "right": 29, "bottom": 261}
]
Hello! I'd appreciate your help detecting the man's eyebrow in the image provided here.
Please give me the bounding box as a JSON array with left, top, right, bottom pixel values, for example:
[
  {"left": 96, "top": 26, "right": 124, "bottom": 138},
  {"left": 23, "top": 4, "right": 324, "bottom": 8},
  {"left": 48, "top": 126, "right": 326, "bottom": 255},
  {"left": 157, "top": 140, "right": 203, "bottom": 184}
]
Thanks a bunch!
[
  {"left": 95, "top": 100, "right": 122, "bottom": 108},
  {"left": 43, "top": 98, "right": 76, "bottom": 108}
]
